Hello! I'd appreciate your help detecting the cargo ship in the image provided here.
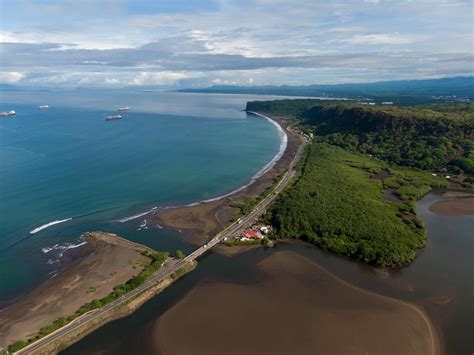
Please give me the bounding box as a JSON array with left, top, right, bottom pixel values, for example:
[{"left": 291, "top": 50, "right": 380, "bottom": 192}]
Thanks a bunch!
[
  {"left": 117, "top": 107, "right": 130, "bottom": 112},
  {"left": 0, "top": 110, "right": 16, "bottom": 117},
  {"left": 105, "top": 114, "right": 122, "bottom": 121},
  {"left": 39, "top": 105, "right": 50, "bottom": 109}
]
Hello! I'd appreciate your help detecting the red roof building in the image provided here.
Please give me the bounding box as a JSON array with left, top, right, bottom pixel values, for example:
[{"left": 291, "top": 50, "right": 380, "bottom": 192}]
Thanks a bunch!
[{"left": 243, "top": 230, "right": 260, "bottom": 239}]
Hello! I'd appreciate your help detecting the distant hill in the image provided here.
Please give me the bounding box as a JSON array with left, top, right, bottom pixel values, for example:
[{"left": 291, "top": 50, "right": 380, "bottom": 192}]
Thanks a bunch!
[
  {"left": 0, "top": 84, "right": 21, "bottom": 91},
  {"left": 246, "top": 99, "right": 474, "bottom": 174},
  {"left": 178, "top": 76, "right": 474, "bottom": 105}
]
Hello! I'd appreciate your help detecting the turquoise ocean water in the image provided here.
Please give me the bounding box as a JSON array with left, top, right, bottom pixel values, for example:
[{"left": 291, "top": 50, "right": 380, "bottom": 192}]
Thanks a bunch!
[{"left": 0, "top": 90, "right": 285, "bottom": 304}]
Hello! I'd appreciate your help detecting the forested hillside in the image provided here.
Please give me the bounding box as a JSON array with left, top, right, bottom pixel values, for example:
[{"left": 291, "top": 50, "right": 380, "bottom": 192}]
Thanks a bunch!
[
  {"left": 247, "top": 100, "right": 474, "bottom": 173},
  {"left": 248, "top": 99, "right": 472, "bottom": 266}
]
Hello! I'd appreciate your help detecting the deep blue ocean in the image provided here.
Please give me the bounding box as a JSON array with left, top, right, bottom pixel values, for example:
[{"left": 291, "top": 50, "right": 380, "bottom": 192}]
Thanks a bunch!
[{"left": 0, "top": 90, "right": 286, "bottom": 304}]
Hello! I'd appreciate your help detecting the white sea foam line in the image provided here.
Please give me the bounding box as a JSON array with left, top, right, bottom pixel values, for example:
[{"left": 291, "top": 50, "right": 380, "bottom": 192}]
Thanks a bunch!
[
  {"left": 30, "top": 218, "right": 72, "bottom": 234},
  {"left": 117, "top": 112, "right": 287, "bottom": 219},
  {"left": 42, "top": 240, "right": 87, "bottom": 254},
  {"left": 199, "top": 112, "right": 287, "bottom": 203},
  {"left": 117, "top": 207, "right": 157, "bottom": 223},
  {"left": 248, "top": 111, "right": 288, "bottom": 179}
]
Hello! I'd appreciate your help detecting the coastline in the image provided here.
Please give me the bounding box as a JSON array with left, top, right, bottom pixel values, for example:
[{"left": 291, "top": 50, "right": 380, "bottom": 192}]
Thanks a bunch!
[
  {"left": 0, "top": 232, "right": 195, "bottom": 353},
  {"left": 428, "top": 191, "right": 474, "bottom": 216},
  {"left": 17, "top": 261, "right": 197, "bottom": 355},
  {"left": 116, "top": 111, "right": 288, "bottom": 224},
  {"left": 151, "top": 112, "right": 301, "bottom": 246}
]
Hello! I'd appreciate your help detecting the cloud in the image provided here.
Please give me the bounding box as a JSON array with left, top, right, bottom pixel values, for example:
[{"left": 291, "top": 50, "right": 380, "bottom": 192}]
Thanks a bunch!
[
  {"left": 104, "top": 77, "right": 121, "bottom": 85},
  {"left": 344, "top": 34, "right": 413, "bottom": 45},
  {"left": 0, "top": 71, "right": 25, "bottom": 83},
  {"left": 0, "top": 0, "right": 472, "bottom": 87},
  {"left": 128, "top": 71, "right": 201, "bottom": 86}
]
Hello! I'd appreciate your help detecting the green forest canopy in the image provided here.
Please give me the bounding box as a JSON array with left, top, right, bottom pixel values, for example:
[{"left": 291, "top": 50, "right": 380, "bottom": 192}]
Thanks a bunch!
[
  {"left": 267, "top": 143, "right": 446, "bottom": 267},
  {"left": 247, "top": 100, "right": 474, "bottom": 173}
]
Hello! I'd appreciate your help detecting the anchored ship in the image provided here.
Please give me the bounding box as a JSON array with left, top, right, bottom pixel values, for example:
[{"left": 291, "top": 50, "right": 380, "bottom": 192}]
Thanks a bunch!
[
  {"left": 117, "top": 107, "right": 130, "bottom": 112},
  {"left": 105, "top": 114, "right": 122, "bottom": 121},
  {"left": 0, "top": 110, "right": 16, "bottom": 117},
  {"left": 39, "top": 105, "right": 50, "bottom": 109}
]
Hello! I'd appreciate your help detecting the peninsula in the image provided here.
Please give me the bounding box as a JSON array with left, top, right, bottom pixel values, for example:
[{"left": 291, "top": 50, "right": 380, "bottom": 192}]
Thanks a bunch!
[{"left": 1, "top": 232, "right": 196, "bottom": 353}]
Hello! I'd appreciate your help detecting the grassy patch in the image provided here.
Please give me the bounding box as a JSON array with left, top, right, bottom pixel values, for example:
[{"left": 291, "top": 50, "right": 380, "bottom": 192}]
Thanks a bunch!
[
  {"left": 170, "top": 267, "right": 188, "bottom": 279},
  {"left": 86, "top": 285, "right": 98, "bottom": 293},
  {"left": 223, "top": 237, "right": 270, "bottom": 247},
  {"left": 230, "top": 173, "right": 284, "bottom": 220}
]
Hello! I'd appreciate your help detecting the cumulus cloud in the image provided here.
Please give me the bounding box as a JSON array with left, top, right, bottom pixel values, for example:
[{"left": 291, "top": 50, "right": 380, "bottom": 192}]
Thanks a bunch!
[
  {"left": 104, "top": 77, "right": 121, "bottom": 85},
  {"left": 0, "top": 71, "right": 25, "bottom": 83},
  {"left": 128, "top": 72, "right": 199, "bottom": 86},
  {"left": 0, "top": 0, "right": 472, "bottom": 87}
]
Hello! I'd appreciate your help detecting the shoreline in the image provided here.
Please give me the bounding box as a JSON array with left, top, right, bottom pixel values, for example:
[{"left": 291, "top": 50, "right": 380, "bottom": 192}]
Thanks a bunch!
[
  {"left": 118, "top": 110, "right": 289, "bottom": 223},
  {"left": 0, "top": 232, "right": 195, "bottom": 352},
  {"left": 151, "top": 112, "right": 301, "bottom": 245},
  {"left": 428, "top": 191, "right": 474, "bottom": 216},
  {"left": 16, "top": 261, "right": 197, "bottom": 355}
]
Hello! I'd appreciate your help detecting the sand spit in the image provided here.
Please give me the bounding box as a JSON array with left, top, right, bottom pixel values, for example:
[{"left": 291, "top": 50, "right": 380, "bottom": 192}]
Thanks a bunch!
[
  {"left": 429, "top": 192, "right": 474, "bottom": 216},
  {"left": 153, "top": 251, "right": 439, "bottom": 355},
  {"left": 0, "top": 232, "right": 154, "bottom": 348}
]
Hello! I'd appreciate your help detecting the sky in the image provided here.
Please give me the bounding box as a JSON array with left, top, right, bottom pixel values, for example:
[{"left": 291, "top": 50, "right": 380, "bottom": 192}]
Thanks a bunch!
[{"left": 0, "top": 0, "right": 473, "bottom": 88}]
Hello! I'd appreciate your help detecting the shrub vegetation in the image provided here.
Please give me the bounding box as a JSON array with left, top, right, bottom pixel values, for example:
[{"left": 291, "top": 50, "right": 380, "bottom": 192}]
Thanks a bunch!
[{"left": 267, "top": 143, "right": 445, "bottom": 266}]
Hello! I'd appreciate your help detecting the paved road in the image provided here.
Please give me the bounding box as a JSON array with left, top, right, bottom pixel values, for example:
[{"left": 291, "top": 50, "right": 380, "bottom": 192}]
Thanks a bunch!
[
  {"left": 16, "top": 115, "right": 307, "bottom": 355},
  {"left": 184, "top": 116, "right": 307, "bottom": 260}
]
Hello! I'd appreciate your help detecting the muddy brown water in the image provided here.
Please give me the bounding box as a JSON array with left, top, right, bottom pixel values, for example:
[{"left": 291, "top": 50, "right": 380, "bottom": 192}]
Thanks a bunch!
[{"left": 63, "top": 191, "right": 473, "bottom": 355}]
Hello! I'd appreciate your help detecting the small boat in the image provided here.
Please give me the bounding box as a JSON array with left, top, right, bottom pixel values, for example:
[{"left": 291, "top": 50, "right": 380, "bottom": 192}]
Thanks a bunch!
[
  {"left": 117, "top": 107, "right": 130, "bottom": 112},
  {"left": 0, "top": 110, "right": 16, "bottom": 117},
  {"left": 39, "top": 105, "right": 50, "bottom": 109},
  {"left": 105, "top": 114, "right": 122, "bottom": 121}
]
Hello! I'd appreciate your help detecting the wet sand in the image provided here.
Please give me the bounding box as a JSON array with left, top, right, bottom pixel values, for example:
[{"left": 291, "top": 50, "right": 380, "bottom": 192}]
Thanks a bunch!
[
  {"left": 0, "top": 232, "right": 154, "bottom": 348},
  {"left": 152, "top": 115, "right": 301, "bottom": 245},
  {"left": 153, "top": 251, "right": 439, "bottom": 355},
  {"left": 429, "top": 192, "right": 474, "bottom": 216}
]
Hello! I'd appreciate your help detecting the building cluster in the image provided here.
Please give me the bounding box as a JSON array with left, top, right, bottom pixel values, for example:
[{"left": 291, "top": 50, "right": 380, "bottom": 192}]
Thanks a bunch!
[{"left": 238, "top": 225, "right": 271, "bottom": 242}]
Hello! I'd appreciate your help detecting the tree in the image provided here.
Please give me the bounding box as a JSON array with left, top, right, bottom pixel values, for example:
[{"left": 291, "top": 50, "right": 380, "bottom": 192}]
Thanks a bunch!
[{"left": 175, "top": 249, "right": 185, "bottom": 259}]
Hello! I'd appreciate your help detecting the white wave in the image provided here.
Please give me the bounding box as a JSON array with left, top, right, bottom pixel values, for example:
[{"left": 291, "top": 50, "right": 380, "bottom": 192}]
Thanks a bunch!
[
  {"left": 117, "top": 207, "right": 158, "bottom": 223},
  {"left": 137, "top": 219, "right": 148, "bottom": 231},
  {"left": 30, "top": 218, "right": 72, "bottom": 234},
  {"left": 41, "top": 240, "right": 87, "bottom": 261},
  {"left": 116, "top": 113, "right": 287, "bottom": 223},
  {"left": 197, "top": 112, "right": 287, "bottom": 204},
  {"left": 248, "top": 112, "right": 288, "bottom": 179},
  {"left": 42, "top": 245, "right": 56, "bottom": 254}
]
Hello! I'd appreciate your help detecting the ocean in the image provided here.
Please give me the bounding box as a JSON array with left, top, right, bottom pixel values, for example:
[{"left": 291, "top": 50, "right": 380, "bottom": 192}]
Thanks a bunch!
[{"left": 0, "top": 89, "right": 286, "bottom": 304}]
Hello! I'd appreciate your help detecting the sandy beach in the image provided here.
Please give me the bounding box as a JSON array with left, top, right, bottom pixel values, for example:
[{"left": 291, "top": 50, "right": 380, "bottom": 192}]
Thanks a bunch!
[
  {"left": 429, "top": 191, "right": 474, "bottom": 216},
  {"left": 153, "top": 251, "right": 439, "bottom": 355},
  {"left": 0, "top": 232, "right": 155, "bottom": 348},
  {"left": 152, "top": 114, "right": 302, "bottom": 246}
]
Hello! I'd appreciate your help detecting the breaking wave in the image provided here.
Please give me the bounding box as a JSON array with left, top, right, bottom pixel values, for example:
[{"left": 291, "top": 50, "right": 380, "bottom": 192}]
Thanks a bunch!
[
  {"left": 115, "top": 113, "right": 287, "bottom": 224},
  {"left": 30, "top": 218, "right": 72, "bottom": 234},
  {"left": 41, "top": 240, "right": 87, "bottom": 257},
  {"left": 117, "top": 207, "right": 157, "bottom": 223}
]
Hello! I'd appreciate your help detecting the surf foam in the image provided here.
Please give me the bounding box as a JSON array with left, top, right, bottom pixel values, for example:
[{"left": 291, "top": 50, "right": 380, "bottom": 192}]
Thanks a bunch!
[{"left": 30, "top": 218, "right": 72, "bottom": 234}]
